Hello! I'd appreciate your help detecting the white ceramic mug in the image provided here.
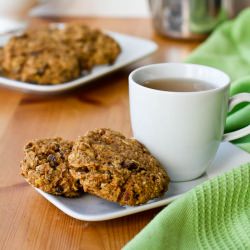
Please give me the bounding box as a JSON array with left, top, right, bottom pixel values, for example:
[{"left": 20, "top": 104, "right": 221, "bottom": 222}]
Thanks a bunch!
[{"left": 129, "top": 63, "right": 250, "bottom": 181}]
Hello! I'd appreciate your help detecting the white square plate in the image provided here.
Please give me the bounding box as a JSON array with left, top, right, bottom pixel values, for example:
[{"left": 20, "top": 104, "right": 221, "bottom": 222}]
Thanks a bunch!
[
  {"left": 36, "top": 142, "right": 250, "bottom": 221},
  {"left": 0, "top": 31, "right": 157, "bottom": 94}
]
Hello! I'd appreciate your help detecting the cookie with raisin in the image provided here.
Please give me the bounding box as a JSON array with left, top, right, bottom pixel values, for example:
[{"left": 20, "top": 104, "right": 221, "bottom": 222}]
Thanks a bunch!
[
  {"left": 20, "top": 138, "right": 82, "bottom": 197},
  {"left": 69, "top": 128, "right": 169, "bottom": 206}
]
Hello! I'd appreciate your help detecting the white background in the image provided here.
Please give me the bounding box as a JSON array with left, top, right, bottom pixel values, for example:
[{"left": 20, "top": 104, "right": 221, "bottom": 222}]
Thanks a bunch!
[{"left": 31, "top": 0, "right": 150, "bottom": 17}]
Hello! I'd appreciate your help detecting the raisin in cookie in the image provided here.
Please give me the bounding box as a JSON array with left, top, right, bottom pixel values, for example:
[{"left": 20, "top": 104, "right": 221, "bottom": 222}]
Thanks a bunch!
[
  {"left": 68, "top": 128, "right": 169, "bottom": 206},
  {"left": 2, "top": 33, "right": 80, "bottom": 84},
  {"left": 20, "top": 138, "right": 82, "bottom": 197}
]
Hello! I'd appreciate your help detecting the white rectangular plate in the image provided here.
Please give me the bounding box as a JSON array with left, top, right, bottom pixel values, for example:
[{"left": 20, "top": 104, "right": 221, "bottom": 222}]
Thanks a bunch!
[
  {"left": 36, "top": 142, "right": 250, "bottom": 221},
  {"left": 0, "top": 31, "right": 157, "bottom": 94}
]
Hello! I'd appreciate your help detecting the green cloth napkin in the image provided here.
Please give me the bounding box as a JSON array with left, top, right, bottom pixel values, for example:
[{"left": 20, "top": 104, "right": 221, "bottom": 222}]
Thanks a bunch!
[
  {"left": 186, "top": 9, "right": 250, "bottom": 152},
  {"left": 124, "top": 163, "right": 250, "bottom": 250}
]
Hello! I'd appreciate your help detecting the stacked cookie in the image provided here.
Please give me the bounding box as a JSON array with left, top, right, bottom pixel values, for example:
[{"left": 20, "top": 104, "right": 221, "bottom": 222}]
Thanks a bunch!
[
  {"left": 0, "top": 24, "right": 121, "bottom": 85},
  {"left": 21, "top": 128, "right": 169, "bottom": 206}
]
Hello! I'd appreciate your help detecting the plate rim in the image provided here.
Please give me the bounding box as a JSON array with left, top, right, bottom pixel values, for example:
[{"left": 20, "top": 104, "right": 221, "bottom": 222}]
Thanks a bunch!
[{"left": 36, "top": 188, "right": 181, "bottom": 221}]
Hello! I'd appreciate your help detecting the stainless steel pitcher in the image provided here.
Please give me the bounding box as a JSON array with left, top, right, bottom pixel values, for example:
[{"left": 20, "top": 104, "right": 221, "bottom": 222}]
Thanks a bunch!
[{"left": 148, "top": 0, "right": 249, "bottom": 39}]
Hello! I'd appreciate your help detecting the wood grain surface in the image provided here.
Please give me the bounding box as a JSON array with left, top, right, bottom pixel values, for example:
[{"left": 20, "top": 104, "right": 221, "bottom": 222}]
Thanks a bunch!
[{"left": 0, "top": 17, "right": 199, "bottom": 250}]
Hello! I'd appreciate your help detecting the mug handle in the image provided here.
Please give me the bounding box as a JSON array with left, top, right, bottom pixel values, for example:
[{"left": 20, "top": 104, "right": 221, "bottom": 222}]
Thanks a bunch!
[{"left": 223, "top": 93, "right": 250, "bottom": 141}]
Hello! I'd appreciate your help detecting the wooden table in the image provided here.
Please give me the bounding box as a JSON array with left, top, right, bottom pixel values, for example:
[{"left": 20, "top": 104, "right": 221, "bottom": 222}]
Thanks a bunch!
[{"left": 0, "top": 17, "right": 199, "bottom": 250}]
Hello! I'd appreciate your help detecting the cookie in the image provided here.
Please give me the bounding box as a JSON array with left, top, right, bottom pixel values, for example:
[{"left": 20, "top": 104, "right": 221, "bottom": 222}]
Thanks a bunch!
[
  {"left": 20, "top": 138, "right": 82, "bottom": 197},
  {"left": 68, "top": 128, "right": 169, "bottom": 206},
  {"left": 88, "top": 30, "right": 121, "bottom": 66},
  {"left": 2, "top": 33, "right": 81, "bottom": 84},
  {"left": 56, "top": 24, "right": 121, "bottom": 70}
]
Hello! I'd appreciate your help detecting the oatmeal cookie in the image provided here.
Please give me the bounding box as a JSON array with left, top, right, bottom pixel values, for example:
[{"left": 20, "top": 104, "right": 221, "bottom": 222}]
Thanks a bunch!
[
  {"left": 2, "top": 33, "right": 81, "bottom": 84},
  {"left": 54, "top": 24, "right": 94, "bottom": 70},
  {"left": 68, "top": 128, "right": 169, "bottom": 206},
  {"left": 20, "top": 138, "right": 82, "bottom": 197},
  {"left": 56, "top": 24, "right": 121, "bottom": 70},
  {"left": 88, "top": 30, "right": 121, "bottom": 66}
]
